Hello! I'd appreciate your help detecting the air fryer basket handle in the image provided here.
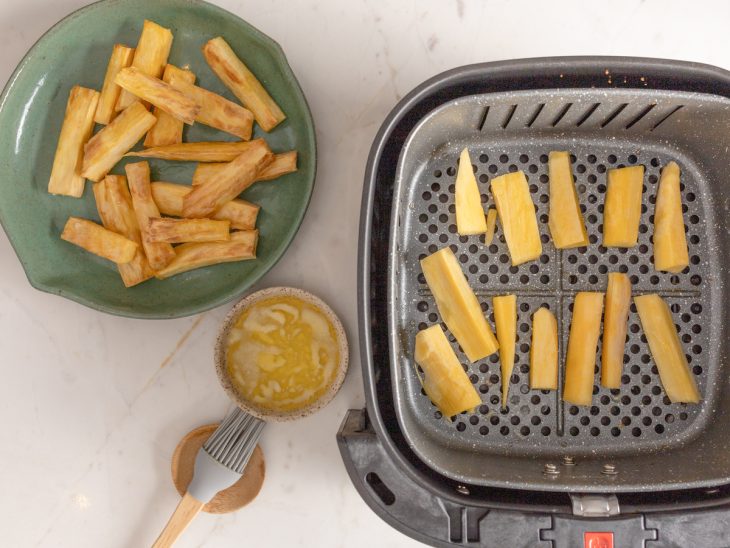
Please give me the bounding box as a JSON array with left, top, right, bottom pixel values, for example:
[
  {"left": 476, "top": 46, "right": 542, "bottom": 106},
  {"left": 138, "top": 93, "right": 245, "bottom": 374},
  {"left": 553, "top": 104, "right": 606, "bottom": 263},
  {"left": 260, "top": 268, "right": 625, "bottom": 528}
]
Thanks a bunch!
[
  {"left": 337, "top": 409, "right": 730, "bottom": 548},
  {"left": 337, "top": 409, "right": 552, "bottom": 548}
]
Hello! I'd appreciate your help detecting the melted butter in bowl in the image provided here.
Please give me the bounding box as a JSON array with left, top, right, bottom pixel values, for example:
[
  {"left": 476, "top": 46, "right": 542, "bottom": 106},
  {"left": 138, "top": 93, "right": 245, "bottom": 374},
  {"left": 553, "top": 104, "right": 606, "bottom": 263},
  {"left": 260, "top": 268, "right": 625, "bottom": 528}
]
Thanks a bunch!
[
  {"left": 227, "top": 296, "right": 340, "bottom": 412},
  {"left": 216, "top": 287, "right": 348, "bottom": 420}
]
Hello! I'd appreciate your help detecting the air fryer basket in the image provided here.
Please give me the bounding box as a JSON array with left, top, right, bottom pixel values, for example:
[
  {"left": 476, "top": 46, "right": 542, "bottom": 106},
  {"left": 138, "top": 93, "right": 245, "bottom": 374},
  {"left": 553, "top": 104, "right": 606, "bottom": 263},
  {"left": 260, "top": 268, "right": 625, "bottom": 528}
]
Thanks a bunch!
[
  {"left": 389, "top": 87, "right": 726, "bottom": 492},
  {"left": 338, "top": 58, "right": 730, "bottom": 548}
]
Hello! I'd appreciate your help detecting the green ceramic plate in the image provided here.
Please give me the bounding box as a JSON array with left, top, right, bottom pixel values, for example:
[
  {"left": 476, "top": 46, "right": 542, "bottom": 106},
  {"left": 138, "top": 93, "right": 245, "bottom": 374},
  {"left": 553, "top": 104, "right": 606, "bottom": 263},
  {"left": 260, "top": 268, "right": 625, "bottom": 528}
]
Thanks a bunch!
[{"left": 0, "top": 0, "right": 315, "bottom": 318}]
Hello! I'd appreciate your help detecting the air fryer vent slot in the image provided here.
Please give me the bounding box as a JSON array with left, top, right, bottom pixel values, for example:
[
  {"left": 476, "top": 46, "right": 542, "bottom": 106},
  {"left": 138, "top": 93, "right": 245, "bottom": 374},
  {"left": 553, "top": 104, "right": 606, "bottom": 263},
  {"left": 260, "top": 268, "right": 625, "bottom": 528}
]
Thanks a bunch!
[{"left": 476, "top": 99, "right": 684, "bottom": 132}]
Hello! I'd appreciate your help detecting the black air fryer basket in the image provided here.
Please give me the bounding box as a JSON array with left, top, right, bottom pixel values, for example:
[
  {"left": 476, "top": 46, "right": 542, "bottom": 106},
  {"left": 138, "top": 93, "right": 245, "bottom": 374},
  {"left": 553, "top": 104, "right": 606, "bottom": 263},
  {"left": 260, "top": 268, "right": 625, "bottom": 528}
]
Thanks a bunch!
[{"left": 338, "top": 57, "right": 730, "bottom": 547}]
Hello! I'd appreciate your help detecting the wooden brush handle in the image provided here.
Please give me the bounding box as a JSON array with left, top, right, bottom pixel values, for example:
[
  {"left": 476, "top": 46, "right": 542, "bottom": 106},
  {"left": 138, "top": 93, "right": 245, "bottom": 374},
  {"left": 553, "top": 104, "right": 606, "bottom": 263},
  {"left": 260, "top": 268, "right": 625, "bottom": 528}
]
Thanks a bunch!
[{"left": 151, "top": 491, "right": 205, "bottom": 548}]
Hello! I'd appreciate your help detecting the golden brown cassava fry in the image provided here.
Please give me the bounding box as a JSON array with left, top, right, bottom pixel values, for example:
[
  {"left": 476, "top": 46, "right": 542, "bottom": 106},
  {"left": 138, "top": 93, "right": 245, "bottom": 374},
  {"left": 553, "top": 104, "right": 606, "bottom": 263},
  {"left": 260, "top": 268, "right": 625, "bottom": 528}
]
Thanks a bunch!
[
  {"left": 150, "top": 182, "right": 259, "bottom": 230},
  {"left": 202, "top": 37, "right": 285, "bottom": 131},
  {"left": 144, "top": 65, "right": 196, "bottom": 147},
  {"left": 147, "top": 217, "right": 230, "bottom": 243},
  {"left": 116, "top": 19, "right": 173, "bottom": 111},
  {"left": 126, "top": 139, "right": 266, "bottom": 162},
  {"left": 155, "top": 230, "right": 258, "bottom": 279},
  {"left": 125, "top": 161, "right": 176, "bottom": 270},
  {"left": 82, "top": 102, "right": 157, "bottom": 182},
  {"left": 93, "top": 175, "right": 155, "bottom": 287},
  {"left": 61, "top": 217, "right": 137, "bottom": 263},
  {"left": 190, "top": 162, "right": 224, "bottom": 186},
  {"left": 95, "top": 45, "right": 135, "bottom": 125},
  {"left": 191, "top": 151, "right": 298, "bottom": 186},
  {"left": 182, "top": 141, "right": 273, "bottom": 218},
  {"left": 48, "top": 86, "right": 100, "bottom": 197},
  {"left": 115, "top": 67, "right": 199, "bottom": 125},
  {"left": 254, "top": 151, "right": 298, "bottom": 181},
  {"left": 167, "top": 71, "right": 253, "bottom": 139}
]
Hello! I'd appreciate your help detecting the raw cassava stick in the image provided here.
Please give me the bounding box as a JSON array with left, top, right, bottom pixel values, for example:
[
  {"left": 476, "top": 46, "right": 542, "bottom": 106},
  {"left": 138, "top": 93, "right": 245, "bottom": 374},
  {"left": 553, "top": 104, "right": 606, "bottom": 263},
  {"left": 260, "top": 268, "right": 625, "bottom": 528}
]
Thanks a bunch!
[
  {"left": 167, "top": 71, "right": 253, "bottom": 139},
  {"left": 484, "top": 208, "right": 497, "bottom": 246},
  {"left": 93, "top": 175, "right": 155, "bottom": 287},
  {"left": 454, "top": 148, "right": 486, "bottom": 235},
  {"left": 116, "top": 19, "right": 173, "bottom": 111},
  {"left": 95, "top": 45, "right": 135, "bottom": 125},
  {"left": 144, "top": 65, "right": 196, "bottom": 146},
  {"left": 125, "top": 161, "right": 176, "bottom": 270},
  {"left": 61, "top": 217, "right": 137, "bottom": 263},
  {"left": 604, "top": 166, "right": 644, "bottom": 248},
  {"left": 653, "top": 161, "right": 690, "bottom": 273},
  {"left": 548, "top": 151, "right": 589, "bottom": 249},
  {"left": 490, "top": 171, "right": 542, "bottom": 266},
  {"left": 601, "top": 272, "right": 632, "bottom": 389},
  {"left": 635, "top": 294, "right": 700, "bottom": 403},
  {"left": 413, "top": 325, "right": 481, "bottom": 417},
  {"left": 530, "top": 307, "right": 558, "bottom": 390},
  {"left": 115, "top": 67, "right": 200, "bottom": 124},
  {"left": 419, "top": 247, "right": 499, "bottom": 362},
  {"left": 182, "top": 141, "right": 273, "bottom": 218},
  {"left": 150, "top": 182, "right": 259, "bottom": 230},
  {"left": 48, "top": 86, "right": 99, "bottom": 197},
  {"left": 563, "top": 292, "right": 605, "bottom": 406},
  {"left": 147, "top": 217, "right": 230, "bottom": 244},
  {"left": 82, "top": 101, "right": 156, "bottom": 182},
  {"left": 202, "top": 37, "right": 285, "bottom": 131},
  {"left": 155, "top": 230, "right": 258, "bottom": 279},
  {"left": 126, "top": 140, "right": 266, "bottom": 162},
  {"left": 191, "top": 151, "right": 297, "bottom": 186},
  {"left": 493, "top": 295, "right": 517, "bottom": 408}
]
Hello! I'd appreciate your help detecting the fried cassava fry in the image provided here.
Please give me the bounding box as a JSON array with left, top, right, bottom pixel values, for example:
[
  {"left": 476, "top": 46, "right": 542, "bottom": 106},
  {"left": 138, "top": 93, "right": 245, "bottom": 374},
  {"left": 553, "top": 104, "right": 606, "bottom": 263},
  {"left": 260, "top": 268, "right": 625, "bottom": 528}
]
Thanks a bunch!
[
  {"left": 125, "top": 161, "right": 176, "bottom": 270},
  {"left": 116, "top": 19, "right": 173, "bottom": 111},
  {"left": 95, "top": 45, "right": 135, "bottom": 125},
  {"left": 155, "top": 230, "right": 258, "bottom": 279},
  {"left": 82, "top": 101, "right": 156, "bottom": 182},
  {"left": 182, "top": 141, "right": 273, "bottom": 218},
  {"left": 61, "top": 216, "right": 137, "bottom": 263},
  {"left": 150, "top": 182, "right": 259, "bottom": 230},
  {"left": 93, "top": 175, "right": 155, "bottom": 286},
  {"left": 202, "top": 37, "right": 285, "bottom": 131},
  {"left": 144, "top": 64, "right": 196, "bottom": 146},
  {"left": 48, "top": 86, "right": 99, "bottom": 197},
  {"left": 147, "top": 217, "right": 230, "bottom": 243},
  {"left": 191, "top": 151, "right": 297, "bottom": 186},
  {"left": 127, "top": 139, "right": 266, "bottom": 162},
  {"left": 167, "top": 71, "right": 253, "bottom": 139},
  {"left": 115, "top": 67, "right": 199, "bottom": 124}
]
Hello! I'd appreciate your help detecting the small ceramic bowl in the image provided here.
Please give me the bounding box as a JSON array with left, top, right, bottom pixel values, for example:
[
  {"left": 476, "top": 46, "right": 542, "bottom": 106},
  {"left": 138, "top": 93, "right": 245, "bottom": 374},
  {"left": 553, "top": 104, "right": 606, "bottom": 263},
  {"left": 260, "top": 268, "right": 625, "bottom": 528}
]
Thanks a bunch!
[{"left": 215, "top": 287, "right": 349, "bottom": 421}]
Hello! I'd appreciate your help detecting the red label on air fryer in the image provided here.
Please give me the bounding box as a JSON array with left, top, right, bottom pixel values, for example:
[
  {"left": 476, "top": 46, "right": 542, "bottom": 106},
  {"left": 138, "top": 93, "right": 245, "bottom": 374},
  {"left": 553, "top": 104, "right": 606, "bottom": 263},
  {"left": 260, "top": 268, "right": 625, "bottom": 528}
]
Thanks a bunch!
[{"left": 584, "top": 532, "right": 614, "bottom": 548}]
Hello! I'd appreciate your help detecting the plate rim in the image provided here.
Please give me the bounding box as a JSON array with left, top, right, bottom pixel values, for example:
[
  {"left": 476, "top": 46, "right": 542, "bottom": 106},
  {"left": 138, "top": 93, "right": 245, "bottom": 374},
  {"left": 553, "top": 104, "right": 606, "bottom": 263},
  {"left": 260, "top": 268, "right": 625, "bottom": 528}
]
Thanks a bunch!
[{"left": 0, "top": 0, "right": 317, "bottom": 319}]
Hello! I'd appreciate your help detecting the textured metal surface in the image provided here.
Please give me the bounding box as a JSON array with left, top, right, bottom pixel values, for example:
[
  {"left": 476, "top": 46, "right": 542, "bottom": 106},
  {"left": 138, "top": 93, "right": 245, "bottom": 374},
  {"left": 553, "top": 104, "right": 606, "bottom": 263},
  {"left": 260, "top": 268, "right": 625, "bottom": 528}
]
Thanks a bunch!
[{"left": 388, "top": 88, "right": 728, "bottom": 491}]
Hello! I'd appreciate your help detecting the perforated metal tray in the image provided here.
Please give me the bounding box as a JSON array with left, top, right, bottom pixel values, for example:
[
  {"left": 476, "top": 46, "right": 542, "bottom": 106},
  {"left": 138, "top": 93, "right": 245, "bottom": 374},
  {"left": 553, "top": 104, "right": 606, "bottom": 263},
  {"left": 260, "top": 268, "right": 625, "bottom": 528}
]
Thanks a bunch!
[{"left": 388, "top": 88, "right": 729, "bottom": 491}]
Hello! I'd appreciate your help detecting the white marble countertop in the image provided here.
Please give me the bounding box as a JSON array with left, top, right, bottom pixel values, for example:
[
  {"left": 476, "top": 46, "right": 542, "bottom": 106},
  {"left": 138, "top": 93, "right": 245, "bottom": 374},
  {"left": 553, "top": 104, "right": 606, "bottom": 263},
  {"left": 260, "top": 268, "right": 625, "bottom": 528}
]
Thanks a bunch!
[{"left": 1, "top": 1, "right": 729, "bottom": 546}]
